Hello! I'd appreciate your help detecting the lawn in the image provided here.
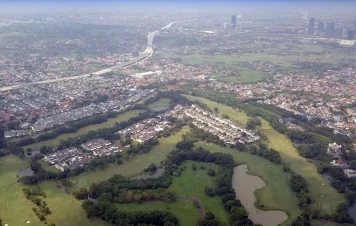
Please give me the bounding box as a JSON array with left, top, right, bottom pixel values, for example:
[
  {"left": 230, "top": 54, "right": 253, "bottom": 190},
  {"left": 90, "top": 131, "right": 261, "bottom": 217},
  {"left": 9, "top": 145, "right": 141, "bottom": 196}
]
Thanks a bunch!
[
  {"left": 0, "top": 155, "right": 43, "bottom": 226},
  {"left": 116, "top": 160, "right": 230, "bottom": 226},
  {"left": 68, "top": 126, "right": 190, "bottom": 190},
  {"left": 217, "top": 68, "right": 266, "bottom": 83},
  {"left": 169, "top": 161, "right": 230, "bottom": 225},
  {"left": 0, "top": 155, "right": 29, "bottom": 188},
  {"left": 185, "top": 95, "right": 344, "bottom": 215},
  {"left": 39, "top": 181, "right": 111, "bottom": 226},
  {"left": 261, "top": 119, "right": 345, "bottom": 214},
  {"left": 196, "top": 141, "right": 300, "bottom": 225},
  {"left": 184, "top": 94, "right": 250, "bottom": 126},
  {"left": 24, "top": 110, "right": 145, "bottom": 151},
  {"left": 148, "top": 98, "right": 171, "bottom": 110}
]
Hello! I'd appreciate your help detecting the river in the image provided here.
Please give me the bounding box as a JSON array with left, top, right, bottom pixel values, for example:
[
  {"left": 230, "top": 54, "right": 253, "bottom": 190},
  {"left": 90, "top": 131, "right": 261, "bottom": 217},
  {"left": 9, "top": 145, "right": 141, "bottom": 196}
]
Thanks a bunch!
[{"left": 232, "top": 165, "right": 288, "bottom": 226}]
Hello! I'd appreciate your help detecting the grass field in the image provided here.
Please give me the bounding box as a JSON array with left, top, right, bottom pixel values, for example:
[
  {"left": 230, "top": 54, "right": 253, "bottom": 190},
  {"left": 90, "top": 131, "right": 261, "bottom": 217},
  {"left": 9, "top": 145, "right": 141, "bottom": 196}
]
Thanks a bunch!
[
  {"left": 148, "top": 98, "right": 171, "bottom": 110},
  {"left": 184, "top": 94, "right": 250, "bottom": 126},
  {"left": 0, "top": 155, "right": 43, "bottom": 226},
  {"left": 39, "top": 181, "right": 111, "bottom": 226},
  {"left": 24, "top": 110, "right": 145, "bottom": 151},
  {"left": 169, "top": 161, "right": 230, "bottom": 225},
  {"left": 68, "top": 126, "right": 190, "bottom": 190},
  {"left": 261, "top": 119, "right": 345, "bottom": 214},
  {"left": 116, "top": 160, "right": 230, "bottom": 226},
  {"left": 185, "top": 95, "right": 344, "bottom": 215},
  {"left": 180, "top": 44, "right": 356, "bottom": 81},
  {"left": 196, "top": 141, "right": 300, "bottom": 225}
]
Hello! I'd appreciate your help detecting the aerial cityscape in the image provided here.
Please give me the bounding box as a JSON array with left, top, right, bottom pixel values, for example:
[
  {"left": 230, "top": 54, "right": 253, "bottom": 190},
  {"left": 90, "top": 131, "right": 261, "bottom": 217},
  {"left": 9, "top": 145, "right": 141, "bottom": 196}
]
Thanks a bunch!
[{"left": 1, "top": 0, "right": 356, "bottom": 226}]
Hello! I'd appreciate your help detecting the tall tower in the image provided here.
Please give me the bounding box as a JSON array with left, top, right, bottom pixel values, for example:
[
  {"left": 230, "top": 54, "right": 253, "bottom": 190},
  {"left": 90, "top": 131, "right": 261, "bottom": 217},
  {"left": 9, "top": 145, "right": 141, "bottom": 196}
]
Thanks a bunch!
[
  {"left": 231, "top": 15, "right": 237, "bottom": 29},
  {"left": 325, "top": 22, "right": 335, "bottom": 38},
  {"left": 308, "top": 18, "right": 315, "bottom": 35},
  {"left": 214, "top": 24, "right": 221, "bottom": 37},
  {"left": 354, "top": 15, "right": 356, "bottom": 29},
  {"left": 317, "top": 21, "right": 324, "bottom": 35},
  {"left": 347, "top": 29, "right": 355, "bottom": 40}
]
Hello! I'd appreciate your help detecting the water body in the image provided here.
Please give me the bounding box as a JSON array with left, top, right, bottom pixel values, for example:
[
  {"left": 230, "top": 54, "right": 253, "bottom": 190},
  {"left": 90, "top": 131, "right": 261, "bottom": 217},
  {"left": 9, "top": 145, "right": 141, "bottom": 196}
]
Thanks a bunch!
[
  {"left": 18, "top": 167, "right": 34, "bottom": 178},
  {"left": 132, "top": 167, "right": 165, "bottom": 180},
  {"left": 232, "top": 165, "right": 288, "bottom": 226},
  {"left": 151, "top": 107, "right": 169, "bottom": 112}
]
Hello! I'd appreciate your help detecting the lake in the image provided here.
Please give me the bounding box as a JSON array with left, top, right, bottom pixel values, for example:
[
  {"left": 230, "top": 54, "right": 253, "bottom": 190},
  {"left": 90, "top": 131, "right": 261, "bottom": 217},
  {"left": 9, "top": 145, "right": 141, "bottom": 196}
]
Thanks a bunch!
[
  {"left": 18, "top": 167, "right": 34, "bottom": 178},
  {"left": 232, "top": 164, "right": 288, "bottom": 226}
]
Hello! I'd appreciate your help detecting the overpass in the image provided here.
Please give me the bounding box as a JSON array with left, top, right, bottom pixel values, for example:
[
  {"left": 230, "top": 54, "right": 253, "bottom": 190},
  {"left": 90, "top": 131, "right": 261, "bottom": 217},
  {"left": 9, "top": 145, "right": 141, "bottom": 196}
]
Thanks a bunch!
[{"left": 0, "top": 21, "right": 181, "bottom": 92}]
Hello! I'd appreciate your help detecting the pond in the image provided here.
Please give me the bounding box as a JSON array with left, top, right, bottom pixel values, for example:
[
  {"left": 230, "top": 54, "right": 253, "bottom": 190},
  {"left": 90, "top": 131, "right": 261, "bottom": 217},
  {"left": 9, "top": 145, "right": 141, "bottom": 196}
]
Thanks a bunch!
[
  {"left": 232, "top": 165, "right": 288, "bottom": 226},
  {"left": 151, "top": 107, "right": 169, "bottom": 112},
  {"left": 132, "top": 167, "right": 165, "bottom": 180},
  {"left": 18, "top": 167, "right": 34, "bottom": 178}
]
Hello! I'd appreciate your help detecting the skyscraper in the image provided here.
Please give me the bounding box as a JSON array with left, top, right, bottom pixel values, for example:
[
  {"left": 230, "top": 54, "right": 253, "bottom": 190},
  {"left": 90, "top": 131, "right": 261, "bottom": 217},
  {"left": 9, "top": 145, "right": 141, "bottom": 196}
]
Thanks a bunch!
[
  {"left": 231, "top": 15, "right": 237, "bottom": 29},
  {"left": 317, "top": 21, "right": 324, "bottom": 34},
  {"left": 214, "top": 24, "right": 221, "bottom": 36},
  {"left": 325, "top": 22, "right": 335, "bottom": 38},
  {"left": 347, "top": 29, "right": 355, "bottom": 40},
  {"left": 354, "top": 15, "right": 356, "bottom": 29},
  {"left": 308, "top": 18, "right": 315, "bottom": 35}
]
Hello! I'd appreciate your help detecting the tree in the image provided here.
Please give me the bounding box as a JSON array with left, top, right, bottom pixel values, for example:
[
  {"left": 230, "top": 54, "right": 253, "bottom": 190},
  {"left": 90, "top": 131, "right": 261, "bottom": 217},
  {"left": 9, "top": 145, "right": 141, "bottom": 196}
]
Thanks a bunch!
[
  {"left": 73, "top": 187, "right": 89, "bottom": 200},
  {"left": 144, "top": 163, "right": 157, "bottom": 173},
  {"left": 207, "top": 169, "right": 216, "bottom": 177},
  {"left": 192, "top": 164, "right": 197, "bottom": 171},
  {"left": 213, "top": 107, "right": 219, "bottom": 114},
  {"left": 350, "top": 160, "right": 356, "bottom": 170},
  {"left": 205, "top": 212, "right": 215, "bottom": 220}
]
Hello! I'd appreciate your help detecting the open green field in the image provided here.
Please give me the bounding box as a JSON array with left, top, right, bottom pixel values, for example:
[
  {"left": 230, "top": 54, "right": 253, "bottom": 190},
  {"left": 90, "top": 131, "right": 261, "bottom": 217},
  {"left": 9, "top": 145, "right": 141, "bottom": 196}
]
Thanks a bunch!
[
  {"left": 169, "top": 161, "right": 230, "bottom": 225},
  {"left": 196, "top": 141, "right": 300, "bottom": 225},
  {"left": 261, "top": 119, "right": 345, "bottom": 214},
  {"left": 25, "top": 110, "right": 145, "bottom": 151},
  {"left": 39, "top": 181, "right": 111, "bottom": 226},
  {"left": 179, "top": 43, "right": 356, "bottom": 81},
  {"left": 218, "top": 67, "right": 266, "bottom": 83},
  {"left": 116, "top": 160, "right": 230, "bottom": 226},
  {"left": 0, "top": 155, "right": 43, "bottom": 226},
  {"left": 186, "top": 95, "right": 344, "bottom": 214},
  {"left": 68, "top": 126, "right": 190, "bottom": 190},
  {"left": 148, "top": 98, "right": 171, "bottom": 110},
  {"left": 0, "top": 155, "right": 29, "bottom": 188},
  {"left": 184, "top": 94, "right": 250, "bottom": 126}
]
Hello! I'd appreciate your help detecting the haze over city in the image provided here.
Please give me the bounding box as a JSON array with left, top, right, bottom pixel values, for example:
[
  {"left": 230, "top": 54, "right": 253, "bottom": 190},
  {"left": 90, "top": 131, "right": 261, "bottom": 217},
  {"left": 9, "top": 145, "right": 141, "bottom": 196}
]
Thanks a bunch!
[{"left": 0, "top": 1, "right": 356, "bottom": 226}]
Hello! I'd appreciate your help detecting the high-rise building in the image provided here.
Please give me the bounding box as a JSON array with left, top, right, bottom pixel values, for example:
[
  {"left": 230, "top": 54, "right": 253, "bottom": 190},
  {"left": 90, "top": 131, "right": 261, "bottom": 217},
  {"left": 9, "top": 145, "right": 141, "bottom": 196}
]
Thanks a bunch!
[
  {"left": 231, "top": 15, "right": 237, "bottom": 29},
  {"left": 308, "top": 18, "right": 315, "bottom": 35},
  {"left": 347, "top": 29, "right": 355, "bottom": 40},
  {"left": 354, "top": 15, "right": 356, "bottom": 29},
  {"left": 325, "top": 22, "right": 335, "bottom": 38},
  {"left": 317, "top": 21, "right": 324, "bottom": 34},
  {"left": 214, "top": 24, "right": 221, "bottom": 36}
]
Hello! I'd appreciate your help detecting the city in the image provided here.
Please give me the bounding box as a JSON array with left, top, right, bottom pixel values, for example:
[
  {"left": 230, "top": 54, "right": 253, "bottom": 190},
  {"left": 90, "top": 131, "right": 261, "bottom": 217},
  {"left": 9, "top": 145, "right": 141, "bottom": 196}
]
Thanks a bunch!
[{"left": 1, "top": 1, "right": 356, "bottom": 226}]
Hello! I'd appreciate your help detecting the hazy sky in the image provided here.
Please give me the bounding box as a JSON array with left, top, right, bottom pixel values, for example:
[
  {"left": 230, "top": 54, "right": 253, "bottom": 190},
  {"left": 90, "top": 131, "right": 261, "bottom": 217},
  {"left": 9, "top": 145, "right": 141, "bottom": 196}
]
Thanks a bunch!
[{"left": 0, "top": 0, "right": 355, "bottom": 15}]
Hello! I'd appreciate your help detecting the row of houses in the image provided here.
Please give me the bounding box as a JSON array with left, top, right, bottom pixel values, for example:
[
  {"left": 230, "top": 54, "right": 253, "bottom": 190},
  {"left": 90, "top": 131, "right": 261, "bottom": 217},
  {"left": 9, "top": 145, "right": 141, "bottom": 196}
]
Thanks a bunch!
[
  {"left": 43, "top": 138, "right": 122, "bottom": 171},
  {"left": 115, "top": 117, "right": 172, "bottom": 143},
  {"left": 181, "top": 105, "right": 260, "bottom": 145}
]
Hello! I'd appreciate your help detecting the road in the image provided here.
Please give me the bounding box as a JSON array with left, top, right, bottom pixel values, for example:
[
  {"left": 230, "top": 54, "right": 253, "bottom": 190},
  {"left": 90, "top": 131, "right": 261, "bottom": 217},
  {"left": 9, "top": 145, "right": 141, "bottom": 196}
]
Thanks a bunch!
[{"left": 0, "top": 21, "right": 179, "bottom": 92}]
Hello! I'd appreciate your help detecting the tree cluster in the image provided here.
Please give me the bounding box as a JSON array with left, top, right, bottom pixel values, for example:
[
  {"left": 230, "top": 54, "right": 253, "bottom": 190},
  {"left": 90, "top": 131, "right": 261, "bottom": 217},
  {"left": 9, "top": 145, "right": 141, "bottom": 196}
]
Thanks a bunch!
[
  {"left": 82, "top": 200, "right": 179, "bottom": 226},
  {"left": 22, "top": 187, "right": 51, "bottom": 221}
]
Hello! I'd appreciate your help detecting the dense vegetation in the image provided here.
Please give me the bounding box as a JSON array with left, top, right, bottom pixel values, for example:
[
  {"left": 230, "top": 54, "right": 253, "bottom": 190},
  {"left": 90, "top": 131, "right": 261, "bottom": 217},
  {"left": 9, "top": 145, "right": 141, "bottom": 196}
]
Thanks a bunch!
[
  {"left": 22, "top": 186, "right": 52, "bottom": 222},
  {"left": 80, "top": 139, "right": 252, "bottom": 226},
  {"left": 184, "top": 90, "right": 354, "bottom": 223}
]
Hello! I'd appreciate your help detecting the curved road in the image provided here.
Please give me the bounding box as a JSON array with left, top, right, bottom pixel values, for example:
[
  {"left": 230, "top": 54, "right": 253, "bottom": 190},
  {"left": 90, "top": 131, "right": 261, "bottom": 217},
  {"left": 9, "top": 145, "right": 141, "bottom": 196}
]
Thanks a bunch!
[{"left": 0, "top": 21, "right": 180, "bottom": 92}]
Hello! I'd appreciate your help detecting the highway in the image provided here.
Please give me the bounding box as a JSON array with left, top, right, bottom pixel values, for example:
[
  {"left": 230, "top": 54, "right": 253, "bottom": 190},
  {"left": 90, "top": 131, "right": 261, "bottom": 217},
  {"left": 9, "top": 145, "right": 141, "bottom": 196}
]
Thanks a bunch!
[{"left": 0, "top": 21, "right": 178, "bottom": 92}]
